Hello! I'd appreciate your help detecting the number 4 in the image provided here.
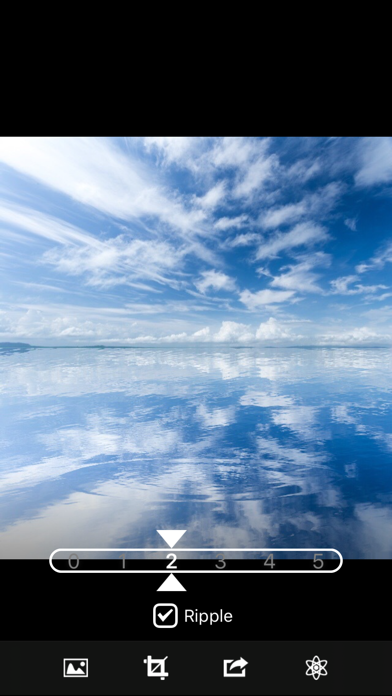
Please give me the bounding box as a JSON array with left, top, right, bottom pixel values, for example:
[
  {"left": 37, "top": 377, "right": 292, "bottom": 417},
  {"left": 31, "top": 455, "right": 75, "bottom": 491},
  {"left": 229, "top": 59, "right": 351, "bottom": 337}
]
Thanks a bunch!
[{"left": 264, "top": 554, "right": 275, "bottom": 569}]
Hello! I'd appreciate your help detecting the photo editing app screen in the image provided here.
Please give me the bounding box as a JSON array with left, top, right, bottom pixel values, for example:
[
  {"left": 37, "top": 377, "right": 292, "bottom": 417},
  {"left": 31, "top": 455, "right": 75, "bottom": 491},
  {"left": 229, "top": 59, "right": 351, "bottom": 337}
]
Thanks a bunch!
[{"left": 1, "top": 136, "right": 391, "bottom": 695}]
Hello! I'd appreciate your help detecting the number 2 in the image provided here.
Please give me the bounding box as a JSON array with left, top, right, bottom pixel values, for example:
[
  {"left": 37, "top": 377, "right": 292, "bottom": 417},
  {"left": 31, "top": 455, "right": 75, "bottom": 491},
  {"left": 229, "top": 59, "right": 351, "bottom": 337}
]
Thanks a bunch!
[{"left": 166, "top": 553, "right": 177, "bottom": 569}]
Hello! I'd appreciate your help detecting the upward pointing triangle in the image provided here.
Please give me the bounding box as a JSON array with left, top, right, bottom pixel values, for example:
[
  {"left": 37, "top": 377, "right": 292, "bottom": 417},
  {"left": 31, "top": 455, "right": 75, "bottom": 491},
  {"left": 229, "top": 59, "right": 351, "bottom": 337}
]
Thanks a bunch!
[
  {"left": 157, "top": 573, "right": 186, "bottom": 592},
  {"left": 157, "top": 529, "right": 186, "bottom": 548}
]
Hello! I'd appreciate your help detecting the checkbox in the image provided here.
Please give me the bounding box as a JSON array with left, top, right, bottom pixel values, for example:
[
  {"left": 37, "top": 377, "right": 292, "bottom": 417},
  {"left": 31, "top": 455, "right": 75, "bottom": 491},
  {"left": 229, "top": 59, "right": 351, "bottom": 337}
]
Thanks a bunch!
[{"left": 153, "top": 603, "right": 178, "bottom": 628}]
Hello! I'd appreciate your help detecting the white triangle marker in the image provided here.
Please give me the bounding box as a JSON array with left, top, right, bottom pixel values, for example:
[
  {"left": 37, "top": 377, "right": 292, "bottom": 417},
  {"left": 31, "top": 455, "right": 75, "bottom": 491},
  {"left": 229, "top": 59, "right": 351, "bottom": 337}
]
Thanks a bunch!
[
  {"left": 157, "top": 529, "right": 186, "bottom": 548},
  {"left": 157, "top": 573, "right": 186, "bottom": 592}
]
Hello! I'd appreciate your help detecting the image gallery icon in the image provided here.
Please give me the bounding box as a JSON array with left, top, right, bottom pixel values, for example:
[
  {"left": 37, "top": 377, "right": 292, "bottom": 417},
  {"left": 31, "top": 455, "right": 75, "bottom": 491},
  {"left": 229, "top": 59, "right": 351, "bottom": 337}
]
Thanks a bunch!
[
  {"left": 144, "top": 655, "right": 169, "bottom": 680},
  {"left": 63, "top": 659, "right": 88, "bottom": 678},
  {"left": 223, "top": 657, "right": 248, "bottom": 677},
  {"left": 153, "top": 603, "right": 178, "bottom": 628},
  {"left": 305, "top": 655, "right": 328, "bottom": 680}
]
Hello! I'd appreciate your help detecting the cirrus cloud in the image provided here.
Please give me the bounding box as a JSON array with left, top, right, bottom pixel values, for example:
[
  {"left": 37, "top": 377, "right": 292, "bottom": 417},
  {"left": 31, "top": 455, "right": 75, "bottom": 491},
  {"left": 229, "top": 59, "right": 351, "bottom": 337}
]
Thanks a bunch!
[{"left": 239, "top": 288, "right": 295, "bottom": 310}]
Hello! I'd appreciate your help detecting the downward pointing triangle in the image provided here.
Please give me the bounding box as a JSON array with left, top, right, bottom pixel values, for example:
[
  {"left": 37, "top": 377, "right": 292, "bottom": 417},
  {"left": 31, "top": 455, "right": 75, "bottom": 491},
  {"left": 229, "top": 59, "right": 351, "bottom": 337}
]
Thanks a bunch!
[
  {"left": 157, "top": 529, "right": 186, "bottom": 548},
  {"left": 157, "top": 573, "right": 186, "bottom": 592}
]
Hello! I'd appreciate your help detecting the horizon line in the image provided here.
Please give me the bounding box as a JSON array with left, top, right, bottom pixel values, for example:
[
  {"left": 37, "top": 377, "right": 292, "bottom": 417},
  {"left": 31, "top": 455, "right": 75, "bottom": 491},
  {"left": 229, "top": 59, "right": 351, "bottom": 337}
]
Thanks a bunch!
[{"left": 1, "top": 342, "right": 391, "bottom": 350}]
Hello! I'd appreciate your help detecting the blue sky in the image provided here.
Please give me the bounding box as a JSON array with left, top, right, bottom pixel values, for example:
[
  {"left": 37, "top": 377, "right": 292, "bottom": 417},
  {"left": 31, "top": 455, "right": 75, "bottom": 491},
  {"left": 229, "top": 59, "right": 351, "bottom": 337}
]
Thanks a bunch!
[{"left": 0, "top": 136, "right": 391, "bottom": 345}]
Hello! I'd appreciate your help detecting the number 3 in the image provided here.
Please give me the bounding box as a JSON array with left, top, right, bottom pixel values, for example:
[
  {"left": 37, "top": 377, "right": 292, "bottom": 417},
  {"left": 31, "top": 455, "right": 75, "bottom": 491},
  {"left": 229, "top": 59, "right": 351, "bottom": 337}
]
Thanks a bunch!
[{"left": 215, "top": 553, "right": 226, "bottom": 569}]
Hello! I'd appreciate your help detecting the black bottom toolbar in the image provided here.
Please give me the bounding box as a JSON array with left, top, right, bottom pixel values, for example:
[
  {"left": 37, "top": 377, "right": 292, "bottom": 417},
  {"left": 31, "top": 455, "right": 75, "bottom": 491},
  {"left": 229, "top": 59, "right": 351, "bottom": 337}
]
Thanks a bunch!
[{"left": 3, "top": 641, "right": 390, "bottom": 695}]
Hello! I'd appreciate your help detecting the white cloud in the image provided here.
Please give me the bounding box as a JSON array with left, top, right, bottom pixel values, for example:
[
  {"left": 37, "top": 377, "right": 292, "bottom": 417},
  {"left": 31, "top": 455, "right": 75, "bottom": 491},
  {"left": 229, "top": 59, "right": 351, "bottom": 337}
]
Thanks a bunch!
[
  {"left": 214, "top": 214, "right": 248, "bottom": 231},
  {"left": 0, "top": 200, "right": 101, "bottom": 248},
  {"left": 192, "top": 327, "right": 211, "bottom": 339},
  {"left": 211, "top": 318, "right": 300, "bottom": 344},
  {"left": 330, "top": 275, "right": 359, "bottom": 294},
  {"left": 144, "top": 136, "right": 202, "bottom": 168},
  {"left": 0, "top": 199, "right": 219, "bottom": 292},
  {"left": 344, "top": 218, "right": 357, "bottom": 231},
  {"left": 255, "top": 317, "right": 294, "bottom": 341},
  {"left": 355, "top": 263, "right": 369, "bottom": 274},
  {"left": 0, "top": 137, "right": 207, "bottom": 241},
  {"left": 355, "top": 241, "right": 392, "bottom": 274},
  {"left": 374, "top": 292, "right": 392, "bottom": 301},
  {"left": 255, "top": 222, "right": 328, "bottom": 260},
  {"left": 196, "top": 181, "right": 226, "bottom": 210},
  {"left": 270, "top": 253, "right": 329, "bottom": 294},
  {"left": 306, "top": 182, "right": 343, "bottom": 215},
  {"left": 229, "top": 232, "right": 260, "bottom": 247},
  {"left": 259, "top": 183, "right": 343, "bottom": 230},
  {"left": 234, "top": 154, "right": 277, "bottom": 199},
  {"left": 212, "top": 321, "right": 254, "bottom": 343},
  {"left": 318, "top": 326, "right": 391, "bottom": 345},
  {"left": 361, "top": 305, "right": 392, "bottom": 324},
  {"left": 43, "top": 236, "right": 186, "bottom": 289},
  {"left": 212, "top": 137, "right": 260, "bottom": 169},
  {"left": 330, "top": 275, "right": 388, "bottom": 296},
  {"left": 2, "top": 304, "right": 389, "bottom": 347},
  {"left": 195, "top": 270, "right": 236, "bottom": 295},
  {"left": 261, "top": 201, "right": 307, "bottom": 229},
  {"left": 239, "top": 288, "right": 295, "bottom": 309},
  {"left": 0, "top": 302, "right": 210, "bottom": 343},
  {"left": 1, "top": 136, "right": 391, "bottom": 352},
  {"left": 212, "top": 137, "right": 279, "bottom": 200},
  {"left": 144, "top": 137, "right": 279, "bottom": 205},
  {"left": 355, "top": 137, "right": 392, "bottom": 187},
  {"left": 286, "top": 158, "right": 321, "bottom": 183}
]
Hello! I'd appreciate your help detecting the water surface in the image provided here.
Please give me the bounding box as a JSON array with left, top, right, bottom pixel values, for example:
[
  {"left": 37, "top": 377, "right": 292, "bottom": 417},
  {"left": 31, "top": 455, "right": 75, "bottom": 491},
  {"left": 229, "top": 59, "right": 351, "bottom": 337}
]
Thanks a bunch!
[{"left": 0, "top": 346, "right": 391, "bottom": 558}]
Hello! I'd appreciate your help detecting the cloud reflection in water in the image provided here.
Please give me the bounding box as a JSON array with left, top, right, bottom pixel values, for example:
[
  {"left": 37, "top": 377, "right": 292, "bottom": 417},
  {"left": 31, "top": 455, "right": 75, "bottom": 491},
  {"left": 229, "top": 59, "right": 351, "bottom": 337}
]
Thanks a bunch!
[{"left": 0, "top": 346, "right": 391, "bottom": 558}]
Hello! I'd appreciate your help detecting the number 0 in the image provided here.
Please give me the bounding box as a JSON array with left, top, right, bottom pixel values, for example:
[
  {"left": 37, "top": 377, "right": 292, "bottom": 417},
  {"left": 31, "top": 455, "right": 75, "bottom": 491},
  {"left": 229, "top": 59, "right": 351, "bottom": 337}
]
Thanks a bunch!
[{"left": 68, "top": 553, "right": 79, "bottom": 569}]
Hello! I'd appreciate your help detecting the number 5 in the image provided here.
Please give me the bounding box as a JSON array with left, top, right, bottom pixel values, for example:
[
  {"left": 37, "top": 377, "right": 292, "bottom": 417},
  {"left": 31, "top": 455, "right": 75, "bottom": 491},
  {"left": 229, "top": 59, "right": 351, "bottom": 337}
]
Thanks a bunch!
[{"left": 313, "top": 553, "right": 324, "bottom": 569}]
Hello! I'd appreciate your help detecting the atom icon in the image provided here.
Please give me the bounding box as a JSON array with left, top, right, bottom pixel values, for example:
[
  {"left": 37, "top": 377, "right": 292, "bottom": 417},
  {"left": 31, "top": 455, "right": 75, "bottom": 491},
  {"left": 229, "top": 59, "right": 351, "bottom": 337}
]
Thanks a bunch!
[{"left": 305, "top": 655, "right": 328, "bottom": 680}]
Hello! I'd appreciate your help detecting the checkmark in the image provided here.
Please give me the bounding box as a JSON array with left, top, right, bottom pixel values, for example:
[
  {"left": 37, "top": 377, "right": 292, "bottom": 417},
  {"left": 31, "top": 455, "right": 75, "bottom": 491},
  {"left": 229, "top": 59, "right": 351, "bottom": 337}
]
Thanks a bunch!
[
  {"left": 153, "top": 603, "right": 178, "bottom": 628},
  {"left": 158, "top": 609, "right": 174, "bottom": 622}
]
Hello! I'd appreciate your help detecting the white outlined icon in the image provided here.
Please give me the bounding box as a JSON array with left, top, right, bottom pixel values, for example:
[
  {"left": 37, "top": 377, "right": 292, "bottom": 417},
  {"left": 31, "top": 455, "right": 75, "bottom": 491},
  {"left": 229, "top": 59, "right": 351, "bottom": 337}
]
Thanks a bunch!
[
  {"left": 144, "top": 655, "right": 169, "bottom": 680},
  {"left": 223, "top": 657, "right": 248, "bottom": 677},
  {"left": 153, "top": 603, "right": 178, "bottom": 628},
  {"left": 306, "top": 655, "right": 328, "bottom": 680},
  {"left": 157, "top": 573, "right": 186, "bottom": 591},
  {"left": 63, "top": 659, "right": 88, "bottom": 677}
]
